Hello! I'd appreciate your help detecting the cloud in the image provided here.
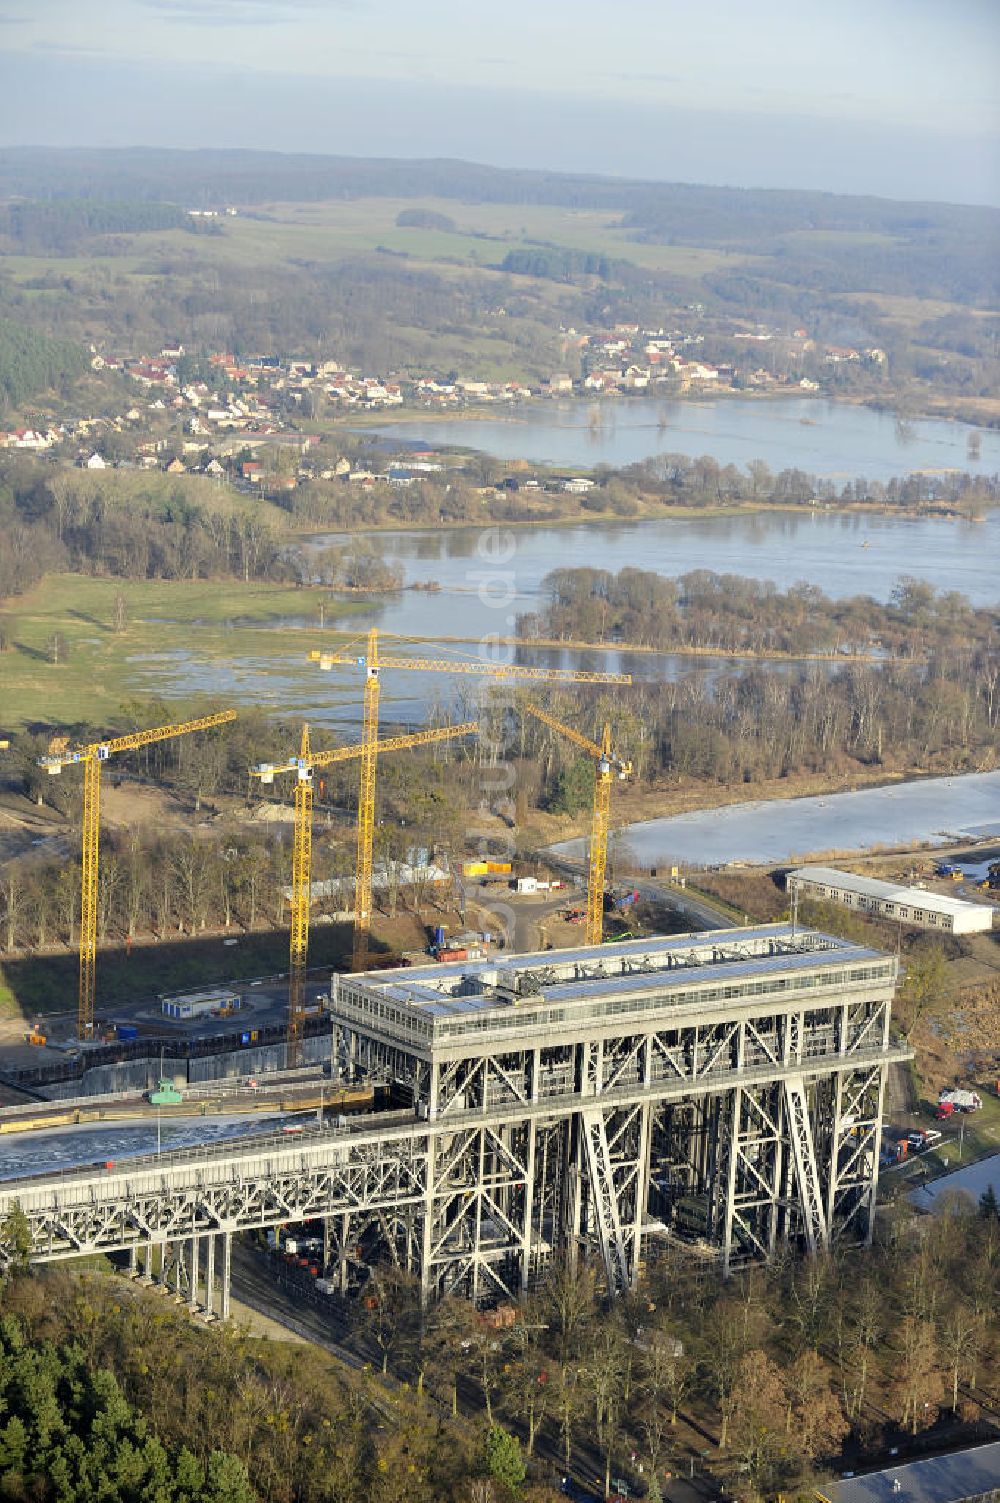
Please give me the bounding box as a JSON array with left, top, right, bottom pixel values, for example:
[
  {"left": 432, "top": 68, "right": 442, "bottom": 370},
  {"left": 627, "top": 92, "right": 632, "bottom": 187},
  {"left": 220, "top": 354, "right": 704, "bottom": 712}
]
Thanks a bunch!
[{"left": 140, "top": 0, "right": 359, "bottom": 23}]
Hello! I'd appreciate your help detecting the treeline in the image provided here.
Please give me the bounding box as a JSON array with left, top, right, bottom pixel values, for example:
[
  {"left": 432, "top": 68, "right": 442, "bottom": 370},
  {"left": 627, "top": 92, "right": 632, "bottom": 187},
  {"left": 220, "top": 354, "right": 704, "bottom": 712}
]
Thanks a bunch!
[
  {"left": 0, "top": 1308, "right": 253, "bottom": 1503},
  {"left": 500, "top": 246, "right": 621, "bottom": 281},
  {"left": 1, "top": 1194, "right": 996, "bottom": 1503},
  {"left": 395, "top": 208, "right": 456, "bottom": 231},
  {"left": 0, "top": 1267, "right": 478, "bottom": 1503},
  {"left": 524, "top": 566, "right": 1000, "bottom": 657},
  {"left": 0, "top": 318, "right": 88, "bottom": 410},
  {"left": 0, "top": 459, "right": 291, "bottom": 601},
  {"left": 0, "top": 199, "right": 187, "bottom": 254},
  {"left": 621, "top": 454, "right": 1000, "bottom": 513},
  {"left": 352, "top": 1204, "right": 998, "bottom": 1499},
  {"left": 517, "top": 648, "right": 999, "bottom": 803}
]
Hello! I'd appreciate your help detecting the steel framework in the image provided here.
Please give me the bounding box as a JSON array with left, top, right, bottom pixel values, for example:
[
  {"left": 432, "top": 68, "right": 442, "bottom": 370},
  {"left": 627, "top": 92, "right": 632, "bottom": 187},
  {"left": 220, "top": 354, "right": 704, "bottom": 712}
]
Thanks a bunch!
[
  {"left": 310, "top": 628, "right": 631, "bottom": 970},
  {"left": 523, "top": 704, "right": 631, "bottom": 947},
  {"left": 0, "top": 926, "right": 910, "bottom": 1311},
  {"left": 251, "top": 719, "right": 479, "bottom": 1061}
]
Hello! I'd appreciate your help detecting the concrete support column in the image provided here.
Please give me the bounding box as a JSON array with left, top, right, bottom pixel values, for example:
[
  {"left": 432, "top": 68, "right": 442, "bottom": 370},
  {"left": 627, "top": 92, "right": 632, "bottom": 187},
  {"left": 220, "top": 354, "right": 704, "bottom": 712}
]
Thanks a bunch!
[
  {"left": 722, "top": 1087, "right": 742, "bottom": 1278},
  {"left": 128, "top": 1243, "right": 138, "bottom": 1276},
  {"left": 221, "top": 1232, "right": 232, "bottom": 1321},
  {"left": 630, "top": 1103, "right": 652, "bottom": 1289},
  {"left": 868, "top": 1066, "right": 888, "bottom": 1246},
  {"left": 419, "top": 1138, "right": 436, "bottom": 1308}
]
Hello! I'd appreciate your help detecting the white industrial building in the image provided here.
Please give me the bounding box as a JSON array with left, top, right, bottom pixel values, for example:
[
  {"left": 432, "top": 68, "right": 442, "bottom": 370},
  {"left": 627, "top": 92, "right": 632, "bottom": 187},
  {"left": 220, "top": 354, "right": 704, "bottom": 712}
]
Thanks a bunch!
[
  {"left": 160, "top": 987, "right": 242, "bottom": 1020},
  {"left": 787, "top": 866, "right": 995, "bottom": 935}
]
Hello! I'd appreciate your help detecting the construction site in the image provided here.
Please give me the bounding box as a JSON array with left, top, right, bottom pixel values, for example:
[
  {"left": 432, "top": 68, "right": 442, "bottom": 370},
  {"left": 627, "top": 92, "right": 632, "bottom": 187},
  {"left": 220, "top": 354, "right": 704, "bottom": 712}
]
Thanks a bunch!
[{"left": 0, "top": 627, "right": 915, "bottom": 1307}]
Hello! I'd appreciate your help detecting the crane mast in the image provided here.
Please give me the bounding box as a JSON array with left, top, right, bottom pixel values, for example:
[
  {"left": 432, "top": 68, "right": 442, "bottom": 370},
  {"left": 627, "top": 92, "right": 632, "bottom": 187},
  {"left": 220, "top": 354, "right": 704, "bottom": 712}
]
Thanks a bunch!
[
  {"left": 288, "top": 724, "right": 313, "bottom": 1063},
  {"left": 252, "top": 716, "right": 479, "bottom": 1057},
  {"left": 40, "top": 710, "right": 238, "bottom": 1041},
  {"left": 524, "top": 704, "right": 632, "bottom": 947},
  {"left": 312, "top": 628, "right": 631, "bottom": 970}
]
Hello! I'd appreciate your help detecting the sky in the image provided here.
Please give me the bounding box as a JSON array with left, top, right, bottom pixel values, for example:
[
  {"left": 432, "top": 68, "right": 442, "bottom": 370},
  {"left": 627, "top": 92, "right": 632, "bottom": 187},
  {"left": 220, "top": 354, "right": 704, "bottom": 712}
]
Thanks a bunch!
[{"left": 0, "top": 0, "right": 997, "bottom": 204}]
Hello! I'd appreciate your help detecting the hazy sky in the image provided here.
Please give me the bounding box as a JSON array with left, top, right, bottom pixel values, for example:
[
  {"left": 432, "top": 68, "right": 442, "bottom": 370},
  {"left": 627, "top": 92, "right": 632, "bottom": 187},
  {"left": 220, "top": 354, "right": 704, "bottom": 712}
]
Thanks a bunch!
[{"left": 0, "top": 0, "right": 997, "bottom": 204}]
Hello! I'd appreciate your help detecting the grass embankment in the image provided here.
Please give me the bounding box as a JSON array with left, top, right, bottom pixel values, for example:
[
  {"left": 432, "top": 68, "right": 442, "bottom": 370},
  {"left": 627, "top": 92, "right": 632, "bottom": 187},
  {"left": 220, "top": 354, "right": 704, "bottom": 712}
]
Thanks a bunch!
[{"left": 0, "top": 573, "right": 372, "bottom": 729}]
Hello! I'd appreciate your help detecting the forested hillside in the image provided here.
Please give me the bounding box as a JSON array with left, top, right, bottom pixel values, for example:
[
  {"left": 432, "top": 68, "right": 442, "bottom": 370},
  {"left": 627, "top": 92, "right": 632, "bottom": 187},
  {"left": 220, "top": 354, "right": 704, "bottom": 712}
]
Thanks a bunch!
[{"left": 0, "top": 319, "right": 87, "bottom": 410}]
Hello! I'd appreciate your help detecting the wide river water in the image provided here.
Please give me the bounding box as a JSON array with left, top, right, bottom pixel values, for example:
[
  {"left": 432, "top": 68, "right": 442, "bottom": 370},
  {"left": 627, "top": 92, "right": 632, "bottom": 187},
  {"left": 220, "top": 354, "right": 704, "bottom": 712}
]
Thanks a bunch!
[
  {"left": 121, "top": 403, "right": 999, "bottom": 867},
  {"left": 130, "top": 506, "right": 999, "bottom": 731},
  {"left": 365, "top": 395, "right": 998, "bottom": 479}
]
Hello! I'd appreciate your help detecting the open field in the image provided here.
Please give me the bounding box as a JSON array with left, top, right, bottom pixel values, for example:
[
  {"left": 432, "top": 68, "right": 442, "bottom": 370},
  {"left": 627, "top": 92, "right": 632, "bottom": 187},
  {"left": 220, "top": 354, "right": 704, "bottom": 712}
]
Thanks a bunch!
[
  {"left": 0, "top": 573, "right": 370, "bottom": 730},
  {"left": 1, "top": 197, "right": 753, "bottom": 284}
]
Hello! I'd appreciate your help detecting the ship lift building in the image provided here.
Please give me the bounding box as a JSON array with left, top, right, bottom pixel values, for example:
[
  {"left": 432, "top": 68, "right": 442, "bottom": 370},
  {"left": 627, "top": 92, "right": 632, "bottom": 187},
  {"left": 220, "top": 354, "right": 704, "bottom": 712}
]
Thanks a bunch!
[
  {"left": 787, "top": 866, "right": 995, "bottom": 936},
  {"left": 0, "top": 924, "right": 911, "bottom": 1315},
  {"left": 329, "top": 923, "right": 910, "bottom": 1304}
]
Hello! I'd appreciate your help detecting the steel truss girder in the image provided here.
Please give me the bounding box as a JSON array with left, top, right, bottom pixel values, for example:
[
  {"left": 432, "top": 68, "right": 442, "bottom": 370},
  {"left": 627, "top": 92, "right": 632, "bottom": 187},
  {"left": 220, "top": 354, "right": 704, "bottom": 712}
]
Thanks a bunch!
[
  {"left": 4, "top": 981, "right": 903, "bottom": 1303},
  {"left": 783, "top": 1075, "right": 829, "bottom": 1253}
]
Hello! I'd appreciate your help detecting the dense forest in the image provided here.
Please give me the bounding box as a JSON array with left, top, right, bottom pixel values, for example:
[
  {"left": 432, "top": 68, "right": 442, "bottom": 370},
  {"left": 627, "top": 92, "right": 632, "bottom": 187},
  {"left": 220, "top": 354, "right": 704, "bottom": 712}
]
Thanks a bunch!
[
  {"left": 0, "top": 457, "right": 290, "bottom": 603},
  {"left": 0, "top": 199, "right": 188, "bottom": 254},
  {"left": 500, "top": 247, "right": 621, "bottom": 282},
  {"left": 0, "top": 1197, "right": 996, "bottom": 1502},
  {"left": 0, "top": 318, "right": 88, "bottom": 410}
]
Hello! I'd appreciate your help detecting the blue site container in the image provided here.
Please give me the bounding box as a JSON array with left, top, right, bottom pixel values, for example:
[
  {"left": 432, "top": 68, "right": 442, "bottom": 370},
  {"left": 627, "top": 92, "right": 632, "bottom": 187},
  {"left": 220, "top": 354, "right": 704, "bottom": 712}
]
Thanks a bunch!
[{"left": 117, "top": 1025, "right": 138, "bottom": 1042}]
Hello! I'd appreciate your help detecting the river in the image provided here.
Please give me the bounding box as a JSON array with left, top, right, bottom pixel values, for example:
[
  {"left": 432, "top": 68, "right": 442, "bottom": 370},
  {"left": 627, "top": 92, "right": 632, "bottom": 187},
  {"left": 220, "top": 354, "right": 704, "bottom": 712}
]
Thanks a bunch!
[
  {"left": 127, "top": 506, "right": 999, "bottom": 731},
  {"left": 363, "top": 395, "right": 998, "bottom": 479},
  {"left": 552, "top": 769, "right": 1000, "bottom": 869}
]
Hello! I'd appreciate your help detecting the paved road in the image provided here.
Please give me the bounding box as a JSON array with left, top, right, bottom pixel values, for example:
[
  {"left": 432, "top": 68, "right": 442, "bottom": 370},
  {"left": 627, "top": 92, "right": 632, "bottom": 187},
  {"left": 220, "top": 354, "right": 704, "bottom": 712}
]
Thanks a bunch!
[{"left": 546, "top": 858, "right": 738, "bottom": 935}]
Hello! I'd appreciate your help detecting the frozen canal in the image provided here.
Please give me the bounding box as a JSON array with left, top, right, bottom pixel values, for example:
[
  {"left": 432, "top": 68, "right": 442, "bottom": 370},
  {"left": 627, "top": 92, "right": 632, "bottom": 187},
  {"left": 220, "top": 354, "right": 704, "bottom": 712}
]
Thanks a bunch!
[{"left": 554, "top": 768, "right": 1000, "bottom": 869}]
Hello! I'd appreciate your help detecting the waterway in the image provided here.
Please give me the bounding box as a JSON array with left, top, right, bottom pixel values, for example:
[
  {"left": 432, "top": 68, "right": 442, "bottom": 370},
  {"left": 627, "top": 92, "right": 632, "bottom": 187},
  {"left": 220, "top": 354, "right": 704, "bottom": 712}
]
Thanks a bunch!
[
  {"left": 0, "top": 1112, "right": 292, "bottom": 1182},
  {"left": 127, "top": 505, "right": 999, "bottom": 732},
  {"left": 365, "top": 396, "right": 998, "bottom": 479},
  {"left": 552, "top": 769, "right": 1000, "bottom": 870}
]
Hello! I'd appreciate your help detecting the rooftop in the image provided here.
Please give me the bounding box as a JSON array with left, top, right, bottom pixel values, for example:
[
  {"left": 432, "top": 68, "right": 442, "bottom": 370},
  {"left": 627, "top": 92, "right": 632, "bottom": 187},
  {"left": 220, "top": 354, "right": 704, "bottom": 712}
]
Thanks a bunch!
[
  {"left": 339, "top": 925, "right": 896, "bottom": 1041},
  {"left": 790, "top": 866, "right": 994, "bottom": 921},
  {"left": 816, "top": 1441, "right": 1000, "bottom": 1503}
]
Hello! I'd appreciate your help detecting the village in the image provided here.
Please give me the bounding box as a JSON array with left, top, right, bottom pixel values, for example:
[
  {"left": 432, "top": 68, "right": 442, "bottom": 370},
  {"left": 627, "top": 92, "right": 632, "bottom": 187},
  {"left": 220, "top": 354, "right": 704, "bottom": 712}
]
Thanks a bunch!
[{"left": 0, "top": 317, "right": 887, "bottom": 477}]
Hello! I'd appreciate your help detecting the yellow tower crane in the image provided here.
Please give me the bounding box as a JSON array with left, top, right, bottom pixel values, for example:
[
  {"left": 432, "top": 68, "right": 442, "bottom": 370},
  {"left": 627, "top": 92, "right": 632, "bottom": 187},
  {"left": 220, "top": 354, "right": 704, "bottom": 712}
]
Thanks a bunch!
[
  {"left": 251, "top": 719, "right": 479, "bottom": 1062},
  {"left": 39, "top": 710, "right": 238, "bottom": 1042},
  {"left": 310, "top": 628, "right": 631, "bottom": 970},
  {"left": 524, "top": 703, "right": 632, "bottom": 947}
]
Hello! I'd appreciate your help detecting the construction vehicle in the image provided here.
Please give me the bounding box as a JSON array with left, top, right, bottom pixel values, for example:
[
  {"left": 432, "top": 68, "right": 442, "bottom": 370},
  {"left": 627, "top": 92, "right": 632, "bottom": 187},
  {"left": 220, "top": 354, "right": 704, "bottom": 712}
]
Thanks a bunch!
[
  {"left": 251, "top": 719, "right": 478, "bottom": 1064},
  {"left": 524, "top": 703, "right": 632, "bottom": 947},
  {"left": 310, "top": 628, "right": 631, "bottom": 970},
  {"left": 25, "top": 1027, "right": 47, "bottom": 1047},
  {"left": 39, "top": 710, "right": 237, "bottom": 1042}
]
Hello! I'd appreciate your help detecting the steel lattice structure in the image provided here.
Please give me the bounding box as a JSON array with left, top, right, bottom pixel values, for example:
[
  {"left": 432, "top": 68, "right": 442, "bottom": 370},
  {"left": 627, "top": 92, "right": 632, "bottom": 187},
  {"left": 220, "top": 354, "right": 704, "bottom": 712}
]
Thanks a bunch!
[{"left": 0, "top": 925, "right": 910, "bottom": 1314}]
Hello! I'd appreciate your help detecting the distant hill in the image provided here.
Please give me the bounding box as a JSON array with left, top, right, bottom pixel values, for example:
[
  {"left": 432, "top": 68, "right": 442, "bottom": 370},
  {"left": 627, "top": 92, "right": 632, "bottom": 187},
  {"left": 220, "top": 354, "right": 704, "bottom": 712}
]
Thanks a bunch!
[{"left": 1, "top": 146, "right": 995, "bottom": 307}]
